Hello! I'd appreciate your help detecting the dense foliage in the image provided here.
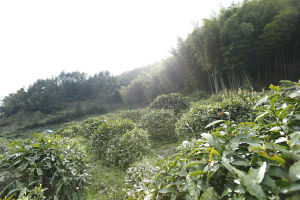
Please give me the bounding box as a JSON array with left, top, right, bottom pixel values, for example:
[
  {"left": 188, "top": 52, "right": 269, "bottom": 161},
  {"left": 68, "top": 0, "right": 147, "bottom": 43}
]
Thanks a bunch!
[
  {"left": 127, "top": 80, "right": 300, "bottom": 199},
  {"left": 141, "top": 109, "right": 177, "bottom": 141},
  {"left": 176, "top": 89, "right": 263, "bottom": 138},
  {"left": 0, "top": 134, "right": 89, "bottom": 200},
  {"left": 90, "top": 119, "right": 150, "bottom": 168},
  {"left": 149, "top": 93, "right": 190, "bottom": 115}
]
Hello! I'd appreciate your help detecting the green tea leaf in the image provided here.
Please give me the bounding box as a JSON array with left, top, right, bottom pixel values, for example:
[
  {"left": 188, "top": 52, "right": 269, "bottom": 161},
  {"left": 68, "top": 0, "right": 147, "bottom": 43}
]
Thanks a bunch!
[
  {"left": 18, "top": 187, "right": 27, "bottom": 199},
  {"left": 235, "top": 169, "right": 267, "bottom": 200},
  {"left": 280, "top": 184, "right": 300, "bottom": 194},
  {"left": 269, "top": 84, "right": 280, "bottom": 92},
  {"left": 289, "top": 161, "right": 300, "bottom": 181},
  {"left": 186, "top": 175, "right": 199, "bottom": 200},
  {"left": 190, "top": 170, "right": 205, "bottom": 177},
  {"left": 255, "top": 95, "right": 268, "bottom": 108},
  {"left": 199, "top": 187, "right": 218, "bottom": 200},
  {"left": 36, "top": 168, "right": 43, "bottom": 176},
  {"left": 159, "top": 188, "right": 173, "bottom": 194},
  {"left": 205, "top": 120, "right": 225, "bottom": 129}
]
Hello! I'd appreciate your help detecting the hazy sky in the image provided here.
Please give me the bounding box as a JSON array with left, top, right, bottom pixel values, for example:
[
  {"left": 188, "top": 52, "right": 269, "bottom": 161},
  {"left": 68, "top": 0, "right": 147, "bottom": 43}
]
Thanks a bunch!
[{"left": 0, "top": 0, "right": 241, "bottom": 100}]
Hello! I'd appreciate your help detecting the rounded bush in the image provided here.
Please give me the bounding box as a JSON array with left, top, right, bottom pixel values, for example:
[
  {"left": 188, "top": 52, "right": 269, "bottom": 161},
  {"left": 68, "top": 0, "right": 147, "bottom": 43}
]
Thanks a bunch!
[
  {"left": 91, "top": 119, "right": 149, "bottom": 168},
  {"left": 80, "top": 117, "right": 104, "bottom": 138},
  {"left": 104, "top": 128, "right": 150, "bottom": 168},
  {"left": 176, "top": 89, "right": 260, "bottom": 138},
  {"left": 141, "top": 109, "right": 177, "bottom": 141},
  {"left": 149, "top": 93, "right": 190, "bottom": 115},
  {"left": 176, "top": 103, "right": 224, "bottom": 138},
  {"left": 0, "top": 134, "right": 89, "bottom": 200}
]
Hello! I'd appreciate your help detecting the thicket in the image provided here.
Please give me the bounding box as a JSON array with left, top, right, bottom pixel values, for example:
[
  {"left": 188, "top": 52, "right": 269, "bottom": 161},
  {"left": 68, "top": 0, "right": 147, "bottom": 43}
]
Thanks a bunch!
[
  {"left": 0, "top": 134, "right": 89, "bottom": 200},
  {"left": 127, "top": 80, "right": 300, "bottom": 199}
]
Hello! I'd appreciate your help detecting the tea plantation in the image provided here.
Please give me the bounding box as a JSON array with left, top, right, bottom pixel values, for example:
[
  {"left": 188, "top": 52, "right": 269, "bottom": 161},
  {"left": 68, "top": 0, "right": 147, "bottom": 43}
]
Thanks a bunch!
[{"left": 0, "top": 80, "right": 299, "bottom": 199}]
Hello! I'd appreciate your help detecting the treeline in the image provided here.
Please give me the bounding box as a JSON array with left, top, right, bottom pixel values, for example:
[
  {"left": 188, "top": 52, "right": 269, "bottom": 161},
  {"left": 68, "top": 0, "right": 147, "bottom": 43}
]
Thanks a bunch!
[
  {"left": 0, "top": 71, "right": 121, "bottom": 117},
  {"left": 120, "top": 0, "right": 300, "bottom": 105}
]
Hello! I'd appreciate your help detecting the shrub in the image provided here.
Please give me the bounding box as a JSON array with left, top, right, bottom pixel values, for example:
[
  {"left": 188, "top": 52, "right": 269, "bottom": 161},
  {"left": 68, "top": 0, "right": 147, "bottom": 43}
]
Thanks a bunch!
[
  {"left": 104, "top": 128, "right": 150, "bottom": 168},
  {"left": 80, "top": 117, "right": 104, "bottom": 138},
  {"left": 127, "top": 80, "right": 300, "bottom": 199},
  {"left": 0, "top": 134, "right": 89, "bottom": 200},
  {"left": 219, "top": 88, "right": 263, "bottom": 122},
  {"left": 141, "top": 109, "right": 177, "bottom": 141},
  {"left": 176, "top": 103, "right": 225, "bottom": 138},
  {"left": 91, "top": 119, "right": 134, "bottom": 156},
  {"left": 176, "top": 89, "right": 262, "bottom": 138},
  {"left": 149, "top": 93, "right": 190, "bottom": 115},
  {"left": 91, "top": 119, "right": 150, "bottom": 168}
]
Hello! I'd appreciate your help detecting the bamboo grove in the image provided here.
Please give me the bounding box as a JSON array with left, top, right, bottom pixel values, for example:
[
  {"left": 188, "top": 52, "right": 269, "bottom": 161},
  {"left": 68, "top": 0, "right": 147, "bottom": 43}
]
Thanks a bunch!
[{"left": 120, "top": 0, "right": 300, "bottom": 105}]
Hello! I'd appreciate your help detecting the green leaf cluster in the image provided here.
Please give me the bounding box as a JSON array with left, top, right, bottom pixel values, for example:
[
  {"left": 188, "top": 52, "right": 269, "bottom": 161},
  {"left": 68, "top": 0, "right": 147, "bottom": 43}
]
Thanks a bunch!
[{"left": 0, "top": 134, "right": 89, "bottom": 200}]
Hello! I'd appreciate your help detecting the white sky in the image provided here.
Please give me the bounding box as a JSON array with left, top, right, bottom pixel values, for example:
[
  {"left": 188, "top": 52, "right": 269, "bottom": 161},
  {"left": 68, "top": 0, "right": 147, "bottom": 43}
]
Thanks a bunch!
[{"left": 0, "top": 0, "right": 241, "bottom": 100}]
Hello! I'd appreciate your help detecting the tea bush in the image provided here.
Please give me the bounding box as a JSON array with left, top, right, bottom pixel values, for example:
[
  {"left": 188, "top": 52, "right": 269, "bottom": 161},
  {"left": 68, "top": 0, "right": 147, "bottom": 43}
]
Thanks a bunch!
[
  {"left": 0, "top": 134, "right": 89, "bottom": 200},
  {"left": 91, "top": 119, "right": 150, "bottom": 168},
  {"left": 118, "top": 109, "right": 148, "bottom": 123},
  {"left": 149, "top": 93, "right": 190, "bottom": 115},
  {"left": 128, "top": 80, "right": 300, "bottom": 199},
  {"left": 176, "top": 103, "right": 225, "bottom": 138},
  {"left": 80, "top": 117, "right": 104, "bottom": 138},
  {"left": 141, "top": 109, "right": 177, "bottom": 141},
  {"left": 56, "top": 122, "right": 82, "bottom": 137},
  {"left": 176, "top": 89, "right": 262, "bottom": 138},
  {"left": 104, "top": 128, "right": 150, "bottom": 168}
]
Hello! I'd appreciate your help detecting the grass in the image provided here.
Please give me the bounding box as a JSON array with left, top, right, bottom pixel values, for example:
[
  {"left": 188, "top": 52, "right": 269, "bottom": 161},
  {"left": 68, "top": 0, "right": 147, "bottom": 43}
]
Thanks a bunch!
[
  {"left": 79, "top": 140, "right": 181, "bottom": 200},
  {"left": 83, "top": 160, "right": 127, "bottom": 200}
]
